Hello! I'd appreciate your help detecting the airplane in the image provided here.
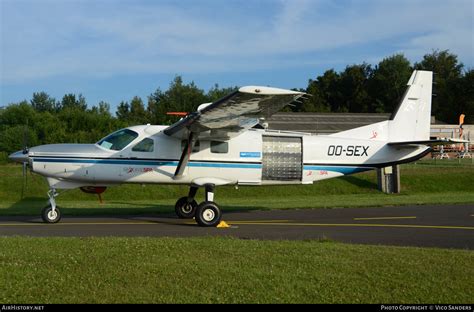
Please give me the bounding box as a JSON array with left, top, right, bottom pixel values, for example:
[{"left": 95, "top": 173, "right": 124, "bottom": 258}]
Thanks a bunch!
[{"left": 9, "top": 70, "right": 465, "bottom": 227}]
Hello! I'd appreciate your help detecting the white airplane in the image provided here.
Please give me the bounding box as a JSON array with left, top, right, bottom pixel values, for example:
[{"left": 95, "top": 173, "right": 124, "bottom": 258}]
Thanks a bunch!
[{"left": 9, "top": 70, "right": 463, "bottom": 227}]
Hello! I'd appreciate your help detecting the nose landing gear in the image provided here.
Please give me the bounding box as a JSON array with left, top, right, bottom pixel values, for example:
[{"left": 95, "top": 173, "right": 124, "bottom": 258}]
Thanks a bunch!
[{"left": 42, "top": 189, "right": 61, "bottom": 223}]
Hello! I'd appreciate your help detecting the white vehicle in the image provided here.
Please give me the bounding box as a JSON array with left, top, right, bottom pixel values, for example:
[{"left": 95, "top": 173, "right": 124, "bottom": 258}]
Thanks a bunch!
[{"left": 9, "top": 70, "right": 462, "bottom": 227}]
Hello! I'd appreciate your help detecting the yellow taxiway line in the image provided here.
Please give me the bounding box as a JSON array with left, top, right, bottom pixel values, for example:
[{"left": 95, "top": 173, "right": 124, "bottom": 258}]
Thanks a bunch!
[
  {"left": 353, "top": 216, "right": 417, "bottom": 221},
  {"left": 229, "top": 221, "right": 474, "bottom": 231},
  {"left": 0, "top": 219, "right": 291, "bottom": 227},
  {"left": 0, "top": 220, "right": 472, "bottom": 230}
]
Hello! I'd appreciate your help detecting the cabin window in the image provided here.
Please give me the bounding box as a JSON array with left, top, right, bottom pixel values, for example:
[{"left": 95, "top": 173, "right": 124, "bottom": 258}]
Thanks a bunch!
[
  {"left": 181, "top": 140, "right": 200, "bottom": 153},
  {"left": 97, "top": 129, "right": 138, "bottom": 151},
  {"left": 210, "top": 141, "right": 228, "bottom": 154},
  {"left": 132, "top": 138, "right": 154, "bottom": 152}
]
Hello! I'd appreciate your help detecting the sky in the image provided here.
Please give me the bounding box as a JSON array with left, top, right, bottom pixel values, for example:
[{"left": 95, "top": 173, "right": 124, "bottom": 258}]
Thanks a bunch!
[{"left": 1, "top": 0, "right": 473, "bottom": 112}]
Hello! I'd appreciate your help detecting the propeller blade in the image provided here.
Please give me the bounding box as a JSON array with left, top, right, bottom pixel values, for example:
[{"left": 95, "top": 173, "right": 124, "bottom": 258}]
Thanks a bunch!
[
  {"left": 21, "top": 162, "right": 26, "bottom": 198},
  {"left": 23, "top": 119, "right": 29, "bottom": 154}
]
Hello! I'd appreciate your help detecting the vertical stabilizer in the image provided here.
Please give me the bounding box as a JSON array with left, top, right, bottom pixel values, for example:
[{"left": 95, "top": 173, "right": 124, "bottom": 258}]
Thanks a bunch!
[
  {"left": 329, "top": 70, "right": 433, "bottom": 142},
  {"left": 388, "top": 70, "right": 433, "bottom": 142}
]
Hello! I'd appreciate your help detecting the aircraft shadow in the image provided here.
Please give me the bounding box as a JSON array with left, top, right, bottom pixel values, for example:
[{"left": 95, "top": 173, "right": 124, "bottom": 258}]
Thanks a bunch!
[
  {"left": 2, "top": 197, "right": 264, "bottom": 223},
  {"left": 339, "top": 175, "right": 378, "bottom": 189}
]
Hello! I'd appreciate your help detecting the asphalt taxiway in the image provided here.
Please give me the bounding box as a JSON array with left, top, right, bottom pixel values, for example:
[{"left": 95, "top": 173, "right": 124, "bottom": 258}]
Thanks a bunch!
[{"left": 0, "top": 204, "right": 472, "bottom": 249}]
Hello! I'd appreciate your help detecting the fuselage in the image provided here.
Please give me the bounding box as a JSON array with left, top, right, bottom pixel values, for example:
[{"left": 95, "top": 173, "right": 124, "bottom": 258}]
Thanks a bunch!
[{"left": 14, "top": 124, "right": 430, "bottom": 190}]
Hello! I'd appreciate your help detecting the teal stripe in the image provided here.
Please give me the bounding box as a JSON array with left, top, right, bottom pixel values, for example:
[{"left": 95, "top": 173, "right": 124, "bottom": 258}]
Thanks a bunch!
[
  {"left": 33, "top": 158, "right": 261, "bottom": 169},
  {"left": 189, "top": 162, "right": 261, "bottom": 169},
  {"left": 304, "top": 165, "right": 373, "bottom": 175}
]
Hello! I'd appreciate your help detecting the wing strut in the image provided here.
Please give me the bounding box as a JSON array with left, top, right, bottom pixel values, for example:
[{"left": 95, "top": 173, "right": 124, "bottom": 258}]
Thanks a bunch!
[{"left": 174, "top": 132, "right": 197, "bottom": 179}]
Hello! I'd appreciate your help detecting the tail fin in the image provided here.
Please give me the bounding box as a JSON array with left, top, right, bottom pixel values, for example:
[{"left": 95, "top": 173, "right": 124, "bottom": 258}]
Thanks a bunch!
[
  {"left": 388, "top": 70, "right": 433, "bottom": 142},
  {"left": 329, "top": 70, "right": 433, "bottom": 142}
]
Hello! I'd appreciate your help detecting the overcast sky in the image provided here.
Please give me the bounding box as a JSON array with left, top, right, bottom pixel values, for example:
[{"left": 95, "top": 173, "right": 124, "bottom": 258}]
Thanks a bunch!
[{"left": 1, "top": 0, "right": 473, "bottom": 111}]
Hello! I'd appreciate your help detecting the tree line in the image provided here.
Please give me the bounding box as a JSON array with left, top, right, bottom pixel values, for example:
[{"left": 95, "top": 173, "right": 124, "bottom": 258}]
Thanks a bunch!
[{"left": 1, "top": 50, "right": 472, "bottom": 155}]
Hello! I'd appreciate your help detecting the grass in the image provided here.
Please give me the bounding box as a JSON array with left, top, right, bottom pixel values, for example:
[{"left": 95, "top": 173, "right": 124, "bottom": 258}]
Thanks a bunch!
[
  {"left": 0, "top": 160, "right": 473, "bottom": 216},
  {"left": 0, "top": 237, "right": 472, "bottom": 304},
  {"left": 0, "top": 161, "right": 473, "bottom": 304}
]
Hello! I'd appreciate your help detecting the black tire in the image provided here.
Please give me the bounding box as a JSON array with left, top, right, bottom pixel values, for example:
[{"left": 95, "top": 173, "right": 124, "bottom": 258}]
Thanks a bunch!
[
  {"left": 195, "top": 201, "right": 222, "bottom": 227},
  {"left": 175, "top": 197, "right": 198, "bottom": 219},
  {"left": 41, "top": 204, "right": 61, "bottom": 223}
]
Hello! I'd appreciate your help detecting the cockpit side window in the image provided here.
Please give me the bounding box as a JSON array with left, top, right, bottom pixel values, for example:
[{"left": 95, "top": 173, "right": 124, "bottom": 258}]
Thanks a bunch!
[
  {"left": 132, "top": 138, "right": 154, "bottom": 152},
  {"left": 97, "top": 129, "right": 138, "bottom": 151}
]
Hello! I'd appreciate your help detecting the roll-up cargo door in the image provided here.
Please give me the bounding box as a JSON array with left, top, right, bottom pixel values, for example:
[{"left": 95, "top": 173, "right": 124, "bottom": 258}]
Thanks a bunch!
[{"left": 262, "top": 136, "right": 302, "bottom": 181}]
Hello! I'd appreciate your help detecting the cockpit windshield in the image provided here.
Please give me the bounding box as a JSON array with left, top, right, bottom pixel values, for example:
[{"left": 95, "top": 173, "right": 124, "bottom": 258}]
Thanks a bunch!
[{"left": 97, "top": 129, "right": 138, "bottom": 151}]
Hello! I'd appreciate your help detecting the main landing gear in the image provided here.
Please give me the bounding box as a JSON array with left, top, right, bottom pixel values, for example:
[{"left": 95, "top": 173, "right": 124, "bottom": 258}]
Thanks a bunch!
[
  {"left": 174, "top": 184, "right": 222, "bottom": 227},
  {"left": 42, "top": 188, "right": 61, "bottom": 223}
]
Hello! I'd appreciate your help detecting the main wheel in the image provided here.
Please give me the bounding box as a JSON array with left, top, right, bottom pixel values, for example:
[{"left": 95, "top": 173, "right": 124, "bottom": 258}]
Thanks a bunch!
[
  {"left": 41, "top": 204, "right": 61, "bottom": 223},
  {"left": 195, "top": 201, "right": 222, "bottom": 227},
  {"left": 175, "top": 197, "right": 198, "bottom": 219}
]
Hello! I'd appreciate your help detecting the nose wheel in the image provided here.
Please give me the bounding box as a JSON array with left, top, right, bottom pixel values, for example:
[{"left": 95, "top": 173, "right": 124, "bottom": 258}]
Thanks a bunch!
[{"left": 41, "top": 204, "right": 61, "bottom": 223}]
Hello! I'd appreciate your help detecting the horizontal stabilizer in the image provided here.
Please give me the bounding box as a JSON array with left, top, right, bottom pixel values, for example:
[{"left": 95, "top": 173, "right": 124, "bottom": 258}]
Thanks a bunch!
[{"left": 388, "top": 138, "right": 469, "bottom": 147}]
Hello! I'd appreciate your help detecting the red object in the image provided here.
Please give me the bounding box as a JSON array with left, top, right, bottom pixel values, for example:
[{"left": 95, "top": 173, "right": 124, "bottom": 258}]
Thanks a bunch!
[
  {"left": 80, "top": 186, "right": 107, "bottom": 194},
  {"left": 80, "top": 186, "right": 107, "bottom": 204},
  {"left": 166, "top": 112, "right": 188, "bottom": 117}
]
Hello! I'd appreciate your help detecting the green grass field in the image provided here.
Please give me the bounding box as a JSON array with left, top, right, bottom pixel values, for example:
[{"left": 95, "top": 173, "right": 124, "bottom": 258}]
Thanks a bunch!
[
  {"left": 0, "top": 160, "right": 473, "bottom": 303},
  {"left": 1, "top": 237, "right": 472, "bottom": 304}
]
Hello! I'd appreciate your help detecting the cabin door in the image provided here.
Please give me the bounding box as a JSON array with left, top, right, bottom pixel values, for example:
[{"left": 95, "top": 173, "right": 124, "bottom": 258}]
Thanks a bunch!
[{"left": 262, "top": 136, "right": 302, "bottom": 181}]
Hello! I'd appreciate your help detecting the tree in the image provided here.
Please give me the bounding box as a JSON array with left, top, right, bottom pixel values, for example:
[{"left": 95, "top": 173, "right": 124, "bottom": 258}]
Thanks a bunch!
[
  {"left": 304, "top": 80, "right": 330, "bottom": 112},
  {"left": 369, "top": 54, "right": 413, "bottom": 113},
  {"left": 339, "top": 63, "right": 373, "bottom": 113},
  {"left": 148, "top": 76, "right": 207, "bottom": 125},
  {"left": 415, "top": 50, "right": 464, "bottom": 123},
  {"left": 0, "top": 101, "right": 39, "bottom": 153},
  {"left": 415, "top": 50, "right": 463, "bottom": 80},
  {"left": 30, "top": 92, "right": 57, "bottom": 112},
  {"left": 453, "top": 69, "right": 474, "bottom": 125},
  {"left": 60, "top": 93, "right": 87, "bottom": 111},
  {"left": 116, "top": 101, "right": 130, "bottom": 121},
  {"left": 207, "top": 84, "right": 238, "bottom": 102},
  {"left": 306, "top": 69, "right": 343, "bottom": 113},
  {"left": 98, "top": 101, "right": 111, "bottom": 116},
  {"left": 129, "top": 96, "right": 148, "bottom": 125}
]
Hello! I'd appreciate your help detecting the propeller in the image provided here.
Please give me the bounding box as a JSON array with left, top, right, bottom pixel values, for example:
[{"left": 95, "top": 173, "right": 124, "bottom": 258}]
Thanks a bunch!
[{"left": 20, "top": 120, "right": 29, "bottom": 199}]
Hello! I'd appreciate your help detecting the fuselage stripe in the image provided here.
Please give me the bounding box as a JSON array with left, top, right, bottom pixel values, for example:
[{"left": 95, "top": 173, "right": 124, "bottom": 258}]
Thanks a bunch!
[
  {"left": 303, "top": 165, "right": 374, "bottom": 174},
  {"left": 32, "top": 158, "right": 262, "bottom": 169},
  {"left": 32, "top": 158, "right": 377, "bottom": 174}
]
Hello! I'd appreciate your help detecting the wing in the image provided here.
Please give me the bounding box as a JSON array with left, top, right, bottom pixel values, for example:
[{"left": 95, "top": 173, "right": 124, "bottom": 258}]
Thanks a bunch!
[{"left": 163, "top": 86, "right": 306, "bottom": 140}]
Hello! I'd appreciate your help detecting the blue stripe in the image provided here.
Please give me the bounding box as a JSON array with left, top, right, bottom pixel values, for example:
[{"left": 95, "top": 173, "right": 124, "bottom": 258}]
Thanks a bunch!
[
  {"left": 189, "top": 162, "right": 261, "bottom": 169},
  {"left": 304, "top": 165, "right": 373, "bottom": 175},
  {"left": 240, "top": 152, "right": 261, "bottom": 158},
  {"left": 33, "top": 158, "right": 261, "bottom": 169},
  {"left": 34, "top": 158, "right": 371, "bottom": 173}
]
